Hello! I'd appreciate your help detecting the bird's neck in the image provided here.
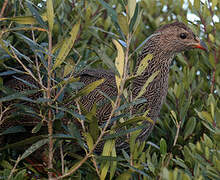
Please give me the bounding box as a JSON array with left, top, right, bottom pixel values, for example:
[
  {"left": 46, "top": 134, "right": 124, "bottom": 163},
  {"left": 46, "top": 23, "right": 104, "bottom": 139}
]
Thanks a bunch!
[{"left": 135, "top": 37, "right": 174, "bottom": 81}]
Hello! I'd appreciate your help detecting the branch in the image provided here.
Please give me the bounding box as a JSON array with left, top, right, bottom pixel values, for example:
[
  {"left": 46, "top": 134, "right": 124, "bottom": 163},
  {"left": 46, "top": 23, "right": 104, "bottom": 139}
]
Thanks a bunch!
[{"left": 0, "top": 0, "right": 8, "bottom": 18}]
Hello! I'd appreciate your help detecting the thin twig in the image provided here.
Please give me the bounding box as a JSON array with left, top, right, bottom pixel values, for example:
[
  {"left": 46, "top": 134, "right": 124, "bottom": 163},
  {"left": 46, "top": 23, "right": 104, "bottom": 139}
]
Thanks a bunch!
[
  {"left": 0, "top": 0, "right": 8, "bottom": 18},
  {"left": 47, "top": 30, "right": 54, "bottom": 179},
  {"left": 75, "top": 99, "right": 86, "bottom": 132},
  {"left": 91, "top": 156, "right": 101, "bottom": 178},
  {"left": 10, "top": 47, "right": 46, "bottom": 90},
  {"left": 8, "top": 156, "right": 21, "bottom": 180},
  {"left": 60, "top": 141, "right": 65, "bottom": 175}
]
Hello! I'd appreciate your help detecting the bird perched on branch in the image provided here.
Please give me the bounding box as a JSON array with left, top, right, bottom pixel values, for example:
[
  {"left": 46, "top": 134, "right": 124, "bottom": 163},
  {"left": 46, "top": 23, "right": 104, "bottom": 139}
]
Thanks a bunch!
[{"left": 1, "top": 22, "right": 207, "bottom": 148}]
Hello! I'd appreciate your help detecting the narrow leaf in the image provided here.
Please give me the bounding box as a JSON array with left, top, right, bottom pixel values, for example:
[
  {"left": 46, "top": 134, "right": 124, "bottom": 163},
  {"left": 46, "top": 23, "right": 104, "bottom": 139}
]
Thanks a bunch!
[
  {"left": 101, "top": 139, "right": 115, "bottom": 180},
  {"left": 128, "top": 0, "right": 136, "bottom": 19},
  {"left": 113, "top": 39, "right": 124, "bottom": 92},
  {"left": 0, "top": 126, "right": 26, "bottom": 136},
  {"left": 47, "top": 0, "right": 54, "bottom": 32},
  {"left": 110, "top": 145, "right": 117, "bottom": 180},
  {"left": 184, "top": 117, "right": 196, "bottom": 139},
  {"left": 20, "top": 139, "right": 48, "bottom": 160},
  {"left": 98, "top": 0, "right": 118, "bottom": 23},
  {"left": 75, "top": 78, "right": 105, "bottom": 98},
  {"left": 160, "top": 138, "right": 167, "bottom": 155},
  {"left": 26, "top": 1, "right": 47, "bottom": 28},
  {"left": 83, "top": 133, "right": 94, "bottom": 151},
  {"left": 53, "top": 22, "right": 80, "bottom": 69},
  {"left": 0, "top": 16, "right": 37, "bottom": 25},
  {"left": 135, "top": 70, "right": 159, "bottom": 99},
  {"left": 136, "top": 54, "right": 153, "bottom": 76}
]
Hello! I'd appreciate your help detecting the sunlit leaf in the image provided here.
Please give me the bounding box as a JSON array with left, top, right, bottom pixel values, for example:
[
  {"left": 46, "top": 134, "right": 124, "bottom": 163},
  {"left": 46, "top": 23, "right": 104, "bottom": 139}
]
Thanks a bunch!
[
  {"left": 136, "top": 54, "right": 153, "bottom": 76},
  {"left": 160, "top": 138, "right": 167, "bottom": 155},
  {"left": 135, "top": 70, "right": 159, "bottom": 99},
  {"left": 193, "top": 0, "right": 200, "bottom": 10},
  {"left": 53, "top": 22, "right": 80, "bottom": 69},
  {"left": 196, "top": 110, "right": 213, "bottom": 123},
  {"left": 118, "top": 14, "right": 129, "bottom": 36},
  {"left": 74, "top": 78, "right": 104, "bottom": 98},
  {"left": 128, "top": 0, "right": 136, "bottom": 19},
  {"left": 47, "top": 0, "right": 54, "bottom": 32},
  {"left": 83, "top": 132, "right": 94, "bottom": 152},
  {"left": 0, "top": 16, "right": 37, "bottom": 25},
  {"left": 101, "top": 139, "right": 115, "bottom": 180},
  {"left": 113, "top": 39, "right": 124, "bottom": 92}
]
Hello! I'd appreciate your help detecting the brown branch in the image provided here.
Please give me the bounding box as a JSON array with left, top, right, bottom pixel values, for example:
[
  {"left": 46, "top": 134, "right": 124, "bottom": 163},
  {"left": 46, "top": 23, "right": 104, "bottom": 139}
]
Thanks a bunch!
[
  {"left": 0, "top": 0, "right": 8, "bottom": 18},
  {"left": 8, "top": 156, "right": 21, "bottom": 179},
  {"left": 47, "top": 30, "right": 54, "bottom": 179}
]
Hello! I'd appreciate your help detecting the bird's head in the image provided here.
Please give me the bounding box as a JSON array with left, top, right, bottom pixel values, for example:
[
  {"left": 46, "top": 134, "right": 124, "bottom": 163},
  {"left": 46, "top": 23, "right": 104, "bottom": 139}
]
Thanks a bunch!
[{"left": 153, "top": 22, "right": 208, "bottom": 54}]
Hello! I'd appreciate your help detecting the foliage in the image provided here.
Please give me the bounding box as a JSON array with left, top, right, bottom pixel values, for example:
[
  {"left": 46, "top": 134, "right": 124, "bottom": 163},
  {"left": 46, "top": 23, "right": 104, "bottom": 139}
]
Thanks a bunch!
[{"left": 0, "top": 0, "right": 219, "bottom": 179}]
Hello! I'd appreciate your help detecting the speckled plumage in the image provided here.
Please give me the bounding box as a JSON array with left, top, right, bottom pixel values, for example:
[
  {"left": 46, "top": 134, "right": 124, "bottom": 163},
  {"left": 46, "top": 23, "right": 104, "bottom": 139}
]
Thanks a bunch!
[{"left": 1, "top": 22, "right": 207, "bottom": 145}]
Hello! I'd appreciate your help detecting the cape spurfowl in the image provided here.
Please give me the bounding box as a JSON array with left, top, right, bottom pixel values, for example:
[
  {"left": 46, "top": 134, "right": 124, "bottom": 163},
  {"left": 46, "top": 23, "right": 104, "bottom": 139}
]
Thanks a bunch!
[{"left": 1, "top": 22, "right": 207, "bottom": 147}]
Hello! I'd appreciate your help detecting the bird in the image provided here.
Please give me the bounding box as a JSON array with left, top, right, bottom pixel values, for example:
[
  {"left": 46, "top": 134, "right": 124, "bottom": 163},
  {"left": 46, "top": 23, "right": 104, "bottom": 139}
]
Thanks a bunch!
[{"left": 0, "top": 22, "right": 207, "bottom": 149}]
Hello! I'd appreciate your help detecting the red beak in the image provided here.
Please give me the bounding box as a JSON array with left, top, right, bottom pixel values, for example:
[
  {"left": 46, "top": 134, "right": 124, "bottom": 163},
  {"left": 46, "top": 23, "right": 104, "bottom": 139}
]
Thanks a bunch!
[{"left": 192, "top": 39, "right": 208, "bottom": 52}]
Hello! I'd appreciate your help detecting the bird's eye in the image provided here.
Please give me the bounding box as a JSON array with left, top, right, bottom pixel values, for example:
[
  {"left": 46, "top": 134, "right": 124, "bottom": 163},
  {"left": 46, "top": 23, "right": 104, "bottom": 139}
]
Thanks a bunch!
[{"left": 180, "top": 33, "right": 187, "bottom": 39}]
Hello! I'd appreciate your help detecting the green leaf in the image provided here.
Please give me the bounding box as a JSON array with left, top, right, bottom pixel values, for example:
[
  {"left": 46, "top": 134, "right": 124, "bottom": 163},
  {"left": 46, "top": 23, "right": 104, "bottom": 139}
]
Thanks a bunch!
[
  {"left": 184, "top": 117, "right": 196, "bottom": 139},
  {"left": 101, "top": 139, "right": 115, "bottom": 180},
  {"left": 0, "top": 135, "right": 46, "bottom": 151},
  {"left": 110, "top": 144, "right": 117, "bottom": 180},
  {"left": 98, "top": 0, "right": 118, "bottom": 24},
  {"left": 160, "top": 138, "right": 167, "bottom": 155},
  {"left": 128, "top": 0, "right": 136, "bottom": 19},
  {"left": 135, "top": 70, "right": 159, "bottom": 99},
  {"left": 136, "top": 54, "right": 153, "bottom": 76},
  {"left": 0, "top": 16, "right": 37, "bottom": 25},
  {"left": 115, "top": 98, "right": 147, "bottom": 112},
  {"left": 94, "top": 47, "right": 118, "bottom": 75},
  {"left": 196, "top": 110, "right": 213, "bottom": 123},
  {"left": 31, "top": 122, "right": 43, "bottom": 133},
  {"left": 193, "top": 0, "right": 200, "bottom": 10},
  {"left": 114, "top": 115, "right": 152, "bottom": 130},
  {"left": 26, "top": 1, "right": 47, "bottom": 28},
  {"left": 0, "top": 126, "right": 26, "bottom": 136},
  {"left": 103, "top": 125, "right": 145, "bottom": 140},
  {"left": 131, "top": 8, "right": 142, "bottom": 34},
  {"left": 212, "top": 0, "right": 218, "bottom": 11},
  {"left": 0, "top": 90, "right": 38, "bottom": 102},
  {"left": 53, "top": 22, "right": 80, "bottom": 69},
  {"left": 0, "top": 39, "right": 13, "bottom": 57},
  {"left": 87, "top": 104, "right": 100, "bottom": 141},
  {"left": 20, "top": 139, "right": 48, "bottom": 160},
  {"left": 113, "top": 39, "right": 125, "bottom": 92},
  {"left": 208, "top": 34, "right": 215, "bottom": 43},
  {"left": 203, "top": 134, "right": 213, "bottom": 148},
  {"left": 118, "top": 14, "right": 129, "bottom": 36},
  {"left": 116, "top": 171, "right": 132, "bottom": 180},
  {"left": 129, "top": 3, "right": 139, "bottom": 32},
  {"left": 83, "top": 132, "right": 94, "bottom": 152},
  {"left": 74, "top": 78, "right": 105, "bottom": 98},
  {"left": 47, "top": 0, "right": 54, "bottom": 32}
]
